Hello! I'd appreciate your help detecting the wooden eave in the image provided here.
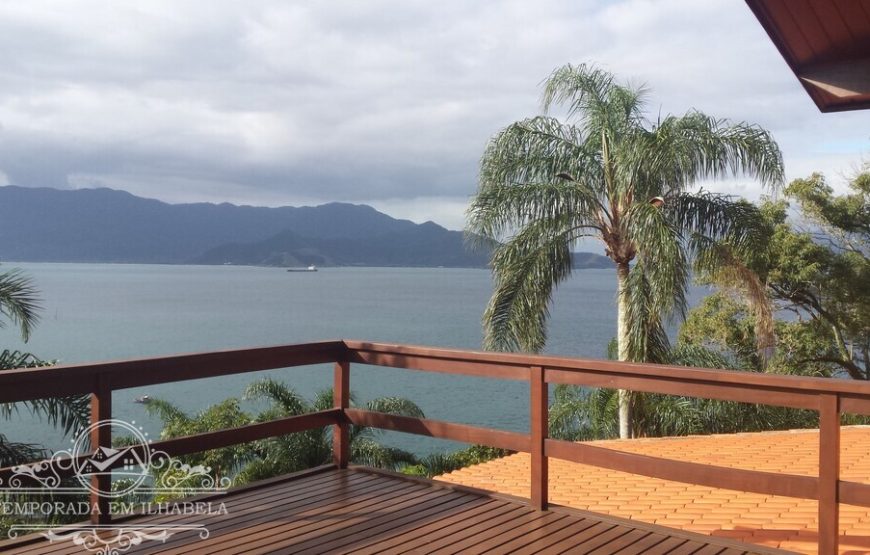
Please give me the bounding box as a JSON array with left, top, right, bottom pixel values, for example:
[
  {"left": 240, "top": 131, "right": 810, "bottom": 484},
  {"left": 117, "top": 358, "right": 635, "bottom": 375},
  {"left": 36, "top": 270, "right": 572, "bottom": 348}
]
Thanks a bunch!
[{"left": 746, "top": 0, "right": 870, "bottom": 112}]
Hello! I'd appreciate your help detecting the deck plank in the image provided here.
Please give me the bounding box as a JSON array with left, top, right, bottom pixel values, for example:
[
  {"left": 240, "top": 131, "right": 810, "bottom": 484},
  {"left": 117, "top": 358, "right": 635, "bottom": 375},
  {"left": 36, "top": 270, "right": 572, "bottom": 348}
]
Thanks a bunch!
[
  {"left": 535, "top": 521, "right": 618, "bottom": 555},
  {"left": 615, "top": 532, "right": 672, "bottom": 554},
  {"left": 305, "top": 495, "right": 484, "bottom": 554},
  {"left": 560, "top": 524, "right": 641, "bottom": 554},
  {"left": 263, "top": 488, "right": 470, "bottom": 554},
  {"left": 642, "top": 536, "right": 693, "bottom": 554},
  {"left": 179, "top": 477, "right": 427, "bottom": 554},
  {"left": 345, "top": 499, "right": 511, "bottom": 555},
  {"left": 509, "top": 517, "right": 601, "bottom": 555},
  {"left": 428, "top": 510, "right": 566, "bottom": 554},
  {"left": 15, "top": 471, "right": 375, "bottom": 555},
  {"left": 587, "top": 528, "right": 652, "bottom": 555},
  {"left": 0, "top": 468, "right": 794, "bottom": 555},
  {"left": 28, "top": 470, "right": 378, "bottom": 555},
  {"left": 136, "top": 472, "right": 402, "bottom": 555},
  {"left": 477, "top": 513, "right": 582, "bottom": 553}
]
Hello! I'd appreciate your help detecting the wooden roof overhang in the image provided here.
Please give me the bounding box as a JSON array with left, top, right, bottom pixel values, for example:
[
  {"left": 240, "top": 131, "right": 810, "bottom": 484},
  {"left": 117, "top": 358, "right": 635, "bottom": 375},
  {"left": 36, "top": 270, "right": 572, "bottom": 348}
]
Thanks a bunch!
[{"left": 746, "top": 0, "right": 870, "bottom": 112}]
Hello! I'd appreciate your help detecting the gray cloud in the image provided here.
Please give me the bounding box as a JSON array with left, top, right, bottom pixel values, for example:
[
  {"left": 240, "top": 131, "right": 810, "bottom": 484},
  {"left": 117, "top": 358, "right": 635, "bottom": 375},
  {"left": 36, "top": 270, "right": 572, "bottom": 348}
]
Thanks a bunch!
[{"left": 0, "top": 0, "right": 868, "bottom": 230}]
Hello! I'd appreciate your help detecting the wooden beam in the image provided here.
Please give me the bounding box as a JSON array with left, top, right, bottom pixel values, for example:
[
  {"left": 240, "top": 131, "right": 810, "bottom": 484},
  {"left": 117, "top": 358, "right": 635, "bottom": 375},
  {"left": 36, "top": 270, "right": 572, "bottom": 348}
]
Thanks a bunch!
[
  {"left": 345, "top": 409, "right": 531, "bottom": 452},
  {"left": 333, "top": 362, "right": 350, "bottom": 469},
  {"left": 800, "top": 58, "right": 870, "bottom": 98},
  {"left": 0, "top": 341, "right": 345, "bottom": 402},
  {"left": 545, "top": 438, "right": 818, "bottom": 500},
  {"left": 818, "top": 394, "right": 841, "bottom": 555},
  {"left": 530, "top": 366, "right": 548, "bottom": 510},
  {"left": 89, "top": 375, "right": 112, "bottom": 524}
]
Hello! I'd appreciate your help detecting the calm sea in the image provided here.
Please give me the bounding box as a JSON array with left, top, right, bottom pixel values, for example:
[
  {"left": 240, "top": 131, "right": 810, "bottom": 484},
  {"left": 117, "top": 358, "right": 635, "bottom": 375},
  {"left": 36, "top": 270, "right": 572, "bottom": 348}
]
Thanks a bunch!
[{"left": 1, "top": 263, "right": 707, "bottom": 456}]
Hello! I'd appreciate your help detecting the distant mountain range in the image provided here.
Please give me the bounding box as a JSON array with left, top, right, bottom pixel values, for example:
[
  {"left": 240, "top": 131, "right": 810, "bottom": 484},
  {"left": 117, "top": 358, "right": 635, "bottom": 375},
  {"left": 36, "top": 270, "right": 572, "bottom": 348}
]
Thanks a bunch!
[{"left": 0, "top": 186, "right": 613, "bottom": 269}]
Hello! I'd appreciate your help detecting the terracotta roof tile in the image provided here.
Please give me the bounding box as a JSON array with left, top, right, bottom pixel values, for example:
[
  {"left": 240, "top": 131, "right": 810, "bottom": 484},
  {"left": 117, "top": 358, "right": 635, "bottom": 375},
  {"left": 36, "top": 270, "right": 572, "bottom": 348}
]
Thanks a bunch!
[{"left": 436, "top": 426, "right": 870, "bottom": 554}]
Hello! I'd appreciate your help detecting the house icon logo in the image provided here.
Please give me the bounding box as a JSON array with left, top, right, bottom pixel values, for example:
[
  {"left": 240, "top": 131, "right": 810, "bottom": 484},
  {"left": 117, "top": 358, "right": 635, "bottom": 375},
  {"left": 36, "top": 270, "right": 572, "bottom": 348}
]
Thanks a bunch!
[{"left": 71, "top": 419, "right": 154, "bottom": 498}]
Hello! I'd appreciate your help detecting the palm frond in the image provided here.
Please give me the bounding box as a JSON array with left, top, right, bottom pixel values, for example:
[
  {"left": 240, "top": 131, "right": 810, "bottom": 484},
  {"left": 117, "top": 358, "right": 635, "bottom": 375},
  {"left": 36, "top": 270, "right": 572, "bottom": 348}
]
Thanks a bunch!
[
  {"left": 645, "top": 112, "right": 784, "bottom": 191},
  {"left": 668, "top": 192, "right": 767, "bottom": 253},
  {"left": 0, "top": 434, "right": 47, "bottom": 466},
  {"left": 541, "top": 63, "right": 646, "bottom": 134},
  {"left": 243, "top": 378, "right": 310, "bottom": 416},
  {"left": 0, "top": 269, "right": 41, "bottom": 342},
  {"left": 622, "top": 261, "right": 672, "bottom": 363},
  {"left": 351, "top": 438, "right": 418, "bottom": 470},
  {"left": 365, "top": 397, "right": 425, "bottom": 418},
  {"left": 28, "top": 395, "right": 90, "bottom": 437},
  {"left": 625, "top": 201, "right": 689, "bottom": 321},
  {"left": 0, "top": 351, "right": 88, "bottom": 438},
  {"left": 144, "top": 398, "right": 191, "bottom": 426},
  {"left": 693, "top": 237, "right": 776, "bottom": 364},
  {"left": 483, "top": 217, "right": 576, "bottom": 352}
]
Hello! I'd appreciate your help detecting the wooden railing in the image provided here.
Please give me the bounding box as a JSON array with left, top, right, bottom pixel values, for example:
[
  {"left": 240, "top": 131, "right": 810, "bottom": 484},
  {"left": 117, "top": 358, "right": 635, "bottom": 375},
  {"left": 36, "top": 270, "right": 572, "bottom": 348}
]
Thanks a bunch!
[{"left": 2, "top": 340, "right": 870, "bottom": 554}]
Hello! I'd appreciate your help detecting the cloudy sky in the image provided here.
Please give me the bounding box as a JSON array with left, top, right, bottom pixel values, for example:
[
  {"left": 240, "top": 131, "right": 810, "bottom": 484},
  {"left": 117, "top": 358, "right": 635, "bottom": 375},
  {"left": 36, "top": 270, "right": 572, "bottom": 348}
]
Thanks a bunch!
[{"left": 1, "top": 0, "right": 868, "bottom": 230}]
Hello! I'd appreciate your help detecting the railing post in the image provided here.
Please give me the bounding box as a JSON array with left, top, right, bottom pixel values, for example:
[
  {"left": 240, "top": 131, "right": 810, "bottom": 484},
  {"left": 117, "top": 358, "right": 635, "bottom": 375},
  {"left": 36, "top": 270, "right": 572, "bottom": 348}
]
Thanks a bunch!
[
  {"left": 530, "top": 365, "right": 548, "bottom": 510},
  {"left": 90, "top": 374, "right": 112, "bottom": 524},
  {"left": 819, "top": 393, "right": 840, "bottom": 555},
  {"left": 333, "top": 361, "right": 350, "bottom": 469}
]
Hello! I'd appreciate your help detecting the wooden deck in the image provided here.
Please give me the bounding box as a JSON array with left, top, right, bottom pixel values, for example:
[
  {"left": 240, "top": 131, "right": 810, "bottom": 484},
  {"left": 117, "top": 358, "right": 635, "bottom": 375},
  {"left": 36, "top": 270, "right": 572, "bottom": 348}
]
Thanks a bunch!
[
  {"left": 5, "top": 340, "right": 860, "bottom": 552},
  {"left": 2, "top": 467, "right": 793, "bottom": 555}
]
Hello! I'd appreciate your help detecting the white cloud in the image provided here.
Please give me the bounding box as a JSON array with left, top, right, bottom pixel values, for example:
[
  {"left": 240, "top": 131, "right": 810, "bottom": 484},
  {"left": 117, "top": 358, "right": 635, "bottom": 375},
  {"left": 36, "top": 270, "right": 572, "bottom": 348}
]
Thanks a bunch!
[{"left": 0, "top": 0, "right": 868, "bottom": 230}]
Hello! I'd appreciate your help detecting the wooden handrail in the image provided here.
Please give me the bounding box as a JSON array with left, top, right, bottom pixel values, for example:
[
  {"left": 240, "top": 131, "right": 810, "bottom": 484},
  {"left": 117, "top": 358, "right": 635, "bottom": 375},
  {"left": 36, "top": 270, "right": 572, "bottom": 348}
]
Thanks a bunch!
[
  {"left": 347, "top": 340, "right": 870, "bottom": 409},
  {"left": 344, "top": 409, "right": 531, "bottom": 452},
  {"left": 2, "top": 339, "right": 866, "bottom": 554},
  {"left": 0, "top": 341, "right": 345, "bottom": 403}
]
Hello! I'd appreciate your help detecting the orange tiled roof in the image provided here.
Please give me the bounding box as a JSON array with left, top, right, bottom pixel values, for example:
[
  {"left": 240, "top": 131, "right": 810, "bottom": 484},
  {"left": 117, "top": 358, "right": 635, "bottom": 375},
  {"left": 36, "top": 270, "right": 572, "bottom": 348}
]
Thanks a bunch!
[{"left": 436, "top": 427, "right": 870, "bottom": 555}]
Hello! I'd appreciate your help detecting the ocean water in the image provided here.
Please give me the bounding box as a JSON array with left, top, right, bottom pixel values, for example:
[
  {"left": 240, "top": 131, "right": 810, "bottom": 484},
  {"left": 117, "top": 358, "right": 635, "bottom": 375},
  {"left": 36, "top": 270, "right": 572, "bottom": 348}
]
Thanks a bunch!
[{"left": 1, "top": 263, "right": 707, "bottom": 456}]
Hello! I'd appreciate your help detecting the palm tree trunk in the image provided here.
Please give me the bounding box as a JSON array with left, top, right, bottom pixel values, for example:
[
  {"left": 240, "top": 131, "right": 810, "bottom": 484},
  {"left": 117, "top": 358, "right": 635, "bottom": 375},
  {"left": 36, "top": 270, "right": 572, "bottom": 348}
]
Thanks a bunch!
[{"left": 616, "top": 262, "right": 631, "bottom": 439}]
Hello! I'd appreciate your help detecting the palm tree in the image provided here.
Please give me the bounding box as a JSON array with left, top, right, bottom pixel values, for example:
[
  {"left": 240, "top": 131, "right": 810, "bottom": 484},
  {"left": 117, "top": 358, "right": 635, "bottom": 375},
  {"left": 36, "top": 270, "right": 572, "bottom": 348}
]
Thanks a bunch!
[
  {"left": 0, "top": 267, "right": 91, "bottom": 534},
  {"left": 0, "top": 267, "right": 40, "bottom": 342},
  {"left": 0, "top": 267, "right": 89, "bottom": 458},
  {"left": 145, "top": 379, "right": 424, "bottom": 487},
  {"left": 467, "top": 64, "right": 784, "bottom": 438},
  {"left": 238, "top": 379, "right": 422, "bottom": 483},
  {"left": 548, "top": 344, "right": 818, "bottom": 440}
]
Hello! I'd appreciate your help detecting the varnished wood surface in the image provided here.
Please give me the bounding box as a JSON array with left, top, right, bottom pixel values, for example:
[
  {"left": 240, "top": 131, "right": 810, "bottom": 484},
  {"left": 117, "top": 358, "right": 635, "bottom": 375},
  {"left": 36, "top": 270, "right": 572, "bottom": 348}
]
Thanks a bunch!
[
  {"left": 0, "top": 468, "right": 795, "bottom": 555},
  {"left": 746, "top": 0, "right": 870, "bottom": 112},
  {"left": 1, "top": 339, "right": 865, "bottom": 552}
]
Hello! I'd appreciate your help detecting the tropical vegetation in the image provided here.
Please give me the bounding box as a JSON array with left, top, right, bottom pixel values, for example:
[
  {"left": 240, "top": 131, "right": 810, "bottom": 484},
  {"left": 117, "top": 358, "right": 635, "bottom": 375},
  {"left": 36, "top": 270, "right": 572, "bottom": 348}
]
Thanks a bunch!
[
  {"left": 0, "top": 266, "right": 92, "bottom": 535},
  {"left": 0, "top": 266, "right": 89, "bottom": 466},
  {"left": 547, "top": 167, "right": 869, "bottom": 440},
  {"left": 143, "top": 378, "right": 425, "bottom": 489},
  {"left": 467, "top": 63, "right": 784, "bottom": 438},
  {"left": 681, "top": 170, "right": 868, "bottom": 380},
  {"left": 403, "top": 445, "right": 510, "bottom": 478}
]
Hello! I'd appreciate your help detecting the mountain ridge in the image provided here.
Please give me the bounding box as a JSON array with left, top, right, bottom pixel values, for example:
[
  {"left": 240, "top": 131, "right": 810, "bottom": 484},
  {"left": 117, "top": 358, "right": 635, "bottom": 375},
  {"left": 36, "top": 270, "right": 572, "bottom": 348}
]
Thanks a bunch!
[{"left": 0, "top": 185, "right": 612, "bottom": 269}]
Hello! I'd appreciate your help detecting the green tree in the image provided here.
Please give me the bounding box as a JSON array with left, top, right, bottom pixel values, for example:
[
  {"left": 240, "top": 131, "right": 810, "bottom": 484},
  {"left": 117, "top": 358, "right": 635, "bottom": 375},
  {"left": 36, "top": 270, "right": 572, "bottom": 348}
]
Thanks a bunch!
[
  {"left": 237, "top": 379, "right": 421, "bottom": 483},
  {"left": 0, "top": 267, "right": 40, "bottom": 342},
  {"left": 682, "top": 173, "right": 869, "bottom": 380},
  {"left": 403, "top": 445, "right": 509, "bottom": 478},
  {"left": 0, "top": 267, "right": 90, "bottom": 533},
  {"left": 145, "top": 379, "right": 424, "bottom": 488},
  {"left": 467, "top": 63, "right": 784, "bottom": 438},
  {"left": 146, "top": 398, "right": 255, "bottom": 486},
  {"left": 0, "top": 267, "right": 89, "bottom": 463},
  {"left": 548, "top": 343, "right": 818, "bottom": 441},
  {"left": 775, "top": 172, "right": 869, "bottom": 378}
]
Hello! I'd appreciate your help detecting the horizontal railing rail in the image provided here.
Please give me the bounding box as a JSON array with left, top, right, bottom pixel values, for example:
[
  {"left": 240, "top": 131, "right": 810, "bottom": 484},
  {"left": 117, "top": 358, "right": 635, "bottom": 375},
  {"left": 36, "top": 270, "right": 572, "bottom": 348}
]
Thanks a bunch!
[
  {"left": 2, "top": 339, "right": 868, "bottom": 554},
  {"left": 0, "top": 341, "right": 345, "bottom": 404}
]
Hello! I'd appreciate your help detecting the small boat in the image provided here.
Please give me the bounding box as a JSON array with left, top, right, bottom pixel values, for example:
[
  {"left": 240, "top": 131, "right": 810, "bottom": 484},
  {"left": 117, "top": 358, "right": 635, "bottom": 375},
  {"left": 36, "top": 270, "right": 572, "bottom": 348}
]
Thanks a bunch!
[
  {"left": 134, "top": 395, "right": 152, "bottom": 404},
  {"left": 287, "top": 265, "right": 318, "bottom": 272}
]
